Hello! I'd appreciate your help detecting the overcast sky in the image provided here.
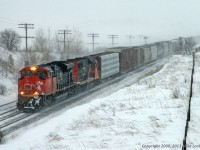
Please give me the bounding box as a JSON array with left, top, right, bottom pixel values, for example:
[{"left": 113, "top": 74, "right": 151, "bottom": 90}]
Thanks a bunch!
[{"left": 0, "top": 0, "right": 200, "bottom": 47}]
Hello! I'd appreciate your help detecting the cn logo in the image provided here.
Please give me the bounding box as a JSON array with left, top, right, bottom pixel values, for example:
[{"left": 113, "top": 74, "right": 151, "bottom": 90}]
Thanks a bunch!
[{"left": 36, "top": 81, "right": 43, "bottom": 91}]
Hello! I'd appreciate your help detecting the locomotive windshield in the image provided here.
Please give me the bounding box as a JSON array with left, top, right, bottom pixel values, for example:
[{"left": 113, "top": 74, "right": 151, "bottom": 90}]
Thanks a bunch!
[
  {"left": 34, "top": 71, "right": 46, "bottom": 78},
  {"left": 21, "top": 70, "right": 46, "bottom": 78},
  {"left": 21, "top": 70, "right": 32, "bottom": 76}
]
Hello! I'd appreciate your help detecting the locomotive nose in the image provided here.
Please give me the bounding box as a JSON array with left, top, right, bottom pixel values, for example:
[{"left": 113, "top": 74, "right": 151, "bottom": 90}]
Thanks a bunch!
[
  {"left": 24, "top": 83, "right": 33, "bottom": 90},
  {"left": 21, "top": 83, "right": 39, "bottom": 96},
  {"left": 25, "top": 76, "right": 30, "bottom": 83}
]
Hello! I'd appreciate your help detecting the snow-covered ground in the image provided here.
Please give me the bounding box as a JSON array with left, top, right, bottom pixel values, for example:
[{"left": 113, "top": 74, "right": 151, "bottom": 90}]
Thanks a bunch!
[
  {"left": 187, "top": 52, "right": 200, "bottom": 149},
  {"left": 0, "top": 54, "right": 193, "bottom": 150},
  {"left": 0, "top": 48, "right": 19, "bottom": 105}
]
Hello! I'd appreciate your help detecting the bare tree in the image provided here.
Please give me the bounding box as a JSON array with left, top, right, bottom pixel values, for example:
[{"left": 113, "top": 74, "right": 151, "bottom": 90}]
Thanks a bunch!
[
  {"left": 71, "top": 28, "right": 84, "bottom": 56},
  {"left": 0, "top": 54, "right": 15, "bottom": 77},
  {"left": 56, "top": 28, "right": 85, "bottom": 60},
  {"left": 53, "top": 33, "right": 62, "bottom": 53},
  {"left": 19, "top": 47, "right": 41, "bottom": 66},
  {"left": 62, "top": 28, "right": 86, "bottom": 59},
  {"left": 33, "top": 29, "right": 48, "bottom": 52},
  {"left": 33, "top": 28, "right": 51, "bottom": 63},
  {"left": 184, "top": 37, "right": 196, "bottom": 54},
  {"left": 8, "top": 54, "right": 14, "bottom": 73},
  {"left": 0, "top": 59, "right": 8, "bottom": 78},
  {"left": 175, "top": 37, "right": 184, "bottom": 54},
  {"left": 0, "top": 29, "right": 21, "bottom": 51}
]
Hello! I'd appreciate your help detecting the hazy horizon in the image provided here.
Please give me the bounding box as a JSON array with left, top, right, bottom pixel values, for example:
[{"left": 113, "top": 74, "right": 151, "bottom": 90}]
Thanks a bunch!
[{"left": 1, "top": 0, "right": 200, "bottom": 48}]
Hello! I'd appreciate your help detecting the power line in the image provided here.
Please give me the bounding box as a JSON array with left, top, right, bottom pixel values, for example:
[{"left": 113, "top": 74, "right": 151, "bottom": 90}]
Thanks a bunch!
[
  {"left": 0, "top": 16, "right": 44, "bottom": 29},
  {"left": 0, "top": 19, "right": 18, "bottom": 26},
  {"left": 87, "top": 33, "right": 99, "bottom": 53},
  {"left": 0, "top": 16, "right": 23, "bottom": 24},
  {"left": 108, "top": 34, "right": 118, "bottom": 47}
]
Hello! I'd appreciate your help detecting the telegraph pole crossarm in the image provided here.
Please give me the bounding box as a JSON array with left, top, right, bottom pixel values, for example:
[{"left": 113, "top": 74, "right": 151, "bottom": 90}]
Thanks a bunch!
[
  {"left": 108, "top": 34, "right": 118, "bottom": 47},
  {"left": 87, "top": 33, "right": 99, "bottom": 53}
]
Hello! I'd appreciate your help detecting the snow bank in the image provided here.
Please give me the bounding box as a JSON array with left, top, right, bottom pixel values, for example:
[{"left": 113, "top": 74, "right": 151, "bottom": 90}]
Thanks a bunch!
[
  {"left": 0, "top": 48, "right": 18, "bottom": 104},
  {"left": 0, "top": 55, "right": 192, "bottom": 150}
]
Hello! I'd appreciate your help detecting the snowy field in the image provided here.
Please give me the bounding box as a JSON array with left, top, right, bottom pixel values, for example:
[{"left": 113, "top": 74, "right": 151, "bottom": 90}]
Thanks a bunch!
[
  {"left": 0, "top": 48, "right": 22, "bottom": 105},
  {"left": 0, "top": 55, "right": 193, "bottom": 150},
  {"left": 0, "top": 77, "right": 17, "bottom": 105},
  {"left": 187, "top": 52, "right": 200, "bottom": 149}
]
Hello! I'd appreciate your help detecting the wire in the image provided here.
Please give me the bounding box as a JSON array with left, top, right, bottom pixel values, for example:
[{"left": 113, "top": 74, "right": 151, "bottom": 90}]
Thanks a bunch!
[
  {"left": 0, "top": 19, "right": 18, "bottom": 26},
  {"left": 0, "top": 16, "right": 45, "bottom": 28},
  {"left": 0, "top": 16, "right": 22, "bottom": 24}
]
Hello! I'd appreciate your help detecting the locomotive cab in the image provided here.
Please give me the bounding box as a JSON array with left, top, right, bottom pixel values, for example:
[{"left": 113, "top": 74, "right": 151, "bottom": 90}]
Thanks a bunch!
[{"left": 17, "top": 66, "right": 56, "bottom": 111}]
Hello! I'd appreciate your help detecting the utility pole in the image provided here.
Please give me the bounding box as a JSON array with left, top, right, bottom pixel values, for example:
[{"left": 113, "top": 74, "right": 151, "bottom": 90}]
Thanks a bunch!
[
  {"left": 128, "top": 35, "right": 134, "bottom": 46},
  {"left": 18, "top": 23, "right": 34, "bottom": 66},
  {"left": 143, "top": 36, "right": 148, "bottom": 44},
  {"left": 87, "top": 33, "right": 99, "bottom": 53},
  {"left": 58, "top": 28, "right": 72, "bottom": 59},
  {"left": 108, "top": 34, "right": 118, "bottom": 47}
]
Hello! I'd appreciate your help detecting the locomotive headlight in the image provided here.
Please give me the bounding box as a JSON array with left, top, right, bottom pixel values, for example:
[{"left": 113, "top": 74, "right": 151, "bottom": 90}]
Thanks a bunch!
[
  {"left": 20, "top": 91, "right": 24, "bottom": 95},
  {"left": 33, "top": 92, "right": 39, "bottom": 95},
  {"left": 30, "top": 66, "right": 37, "bottom": 71}
]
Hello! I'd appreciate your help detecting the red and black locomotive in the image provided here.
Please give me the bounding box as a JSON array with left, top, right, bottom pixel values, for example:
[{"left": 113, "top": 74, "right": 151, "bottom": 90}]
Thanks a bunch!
[{"left": 17, "top": 56, "right": 100, "bottom": 111}]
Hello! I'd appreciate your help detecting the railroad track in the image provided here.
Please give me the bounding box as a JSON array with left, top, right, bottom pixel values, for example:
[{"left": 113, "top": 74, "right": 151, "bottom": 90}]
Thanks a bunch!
[
  {"left": 0, "top": 101, "right": 16, "bottom": 112},
  {"left": 0, "top": 108, "right": 17, "bottom": 115},
  {"left": 0, "top": 113, "right": 33, "bottom": 129},
  {"left": 0, "top": 109, "right": 22, "bottom": 122},
  {"left": 0, "top": 55, "right": 171, "bottom": 143}
]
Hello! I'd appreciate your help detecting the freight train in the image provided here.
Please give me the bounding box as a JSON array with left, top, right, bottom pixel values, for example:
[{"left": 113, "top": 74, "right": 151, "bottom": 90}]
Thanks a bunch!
[{"left": 17, "top": 40, "right": 174, "bottom": 112}]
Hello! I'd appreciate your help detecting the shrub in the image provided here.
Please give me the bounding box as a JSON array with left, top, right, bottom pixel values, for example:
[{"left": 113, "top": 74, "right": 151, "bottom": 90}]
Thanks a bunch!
[{"left": 0, "top": 83, "right": 7, "bottom": 95}]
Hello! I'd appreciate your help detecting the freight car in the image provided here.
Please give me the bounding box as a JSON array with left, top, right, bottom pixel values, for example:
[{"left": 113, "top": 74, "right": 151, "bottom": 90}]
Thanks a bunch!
[{"left": 17, "top": 40, "right": 175, "bottom": 112}]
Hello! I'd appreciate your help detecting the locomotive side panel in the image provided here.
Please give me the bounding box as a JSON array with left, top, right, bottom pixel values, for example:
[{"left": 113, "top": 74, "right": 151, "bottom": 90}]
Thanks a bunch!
[{"left": 45, "top": 77, "right": 53, "bottom": 95}]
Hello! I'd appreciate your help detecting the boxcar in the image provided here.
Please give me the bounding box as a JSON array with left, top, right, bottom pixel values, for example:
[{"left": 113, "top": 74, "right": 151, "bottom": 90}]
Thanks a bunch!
[
  {"left": 130, "top": 47, "right": 140, "bottom": 69},
  {"left": 150, "top": 44, "right": 158, "bottom": 60},
  {"left": 163, "top": 41, "right": 169, "bottom": 55},
  {"left": 91, "top": 52, "right": 120, "bottom": 79},
  {"left": 168, "top": 41, "right": 174, "bottom": 53},
  {"left": 139, "top": 48, "right": 144, "bottom": 65},
  {"left": 156, "top": 42, "right": 164, "bottom": 57},
  {"left": 106, "top": 47, "right": 131, "bottom": 73},
  {"left": 142, "top": 45, "right": 151, "bottom": 63},
  {"left": 107, "top": 47, "right": 141, "bottom": 73}
]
